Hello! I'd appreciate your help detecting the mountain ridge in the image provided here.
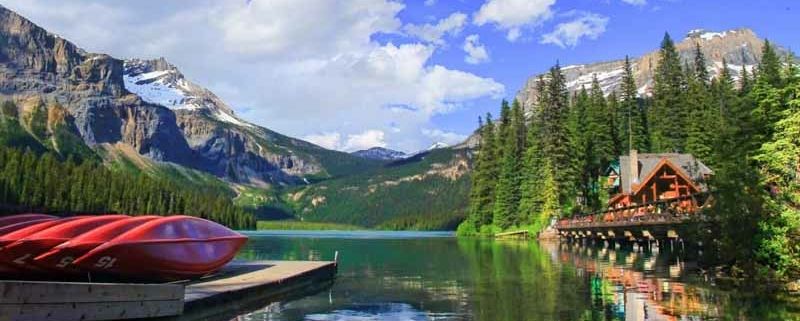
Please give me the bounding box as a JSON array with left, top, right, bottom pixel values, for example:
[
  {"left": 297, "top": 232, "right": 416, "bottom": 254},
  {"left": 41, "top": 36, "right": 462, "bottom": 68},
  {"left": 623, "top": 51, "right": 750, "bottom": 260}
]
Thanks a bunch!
[
  {"left": 515, "top": 28, "right": 794, "bottom": 110},
  {"left": 0, "top": 5, "right": 379, "bottom": 187}
]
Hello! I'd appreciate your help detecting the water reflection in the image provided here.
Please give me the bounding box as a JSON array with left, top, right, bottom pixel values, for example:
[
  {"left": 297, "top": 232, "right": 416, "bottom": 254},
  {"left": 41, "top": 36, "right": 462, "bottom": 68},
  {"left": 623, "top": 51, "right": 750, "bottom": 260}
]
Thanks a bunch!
[{"left": 229, "top": 231, "right": 799, "bottom": 321}]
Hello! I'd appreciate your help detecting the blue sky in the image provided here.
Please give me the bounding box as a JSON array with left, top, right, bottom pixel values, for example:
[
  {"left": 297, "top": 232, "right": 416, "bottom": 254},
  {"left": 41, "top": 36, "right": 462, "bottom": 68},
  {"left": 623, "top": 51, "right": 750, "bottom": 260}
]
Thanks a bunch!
[{"left": 4, "top": 0, "right": 797, "bottom": 152}]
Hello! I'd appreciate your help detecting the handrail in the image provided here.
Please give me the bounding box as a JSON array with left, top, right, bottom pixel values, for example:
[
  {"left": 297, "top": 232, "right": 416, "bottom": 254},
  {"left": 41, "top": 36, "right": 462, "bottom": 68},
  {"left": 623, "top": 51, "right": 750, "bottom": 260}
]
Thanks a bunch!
[{"left": 557, "top": 192, "right": 711, "bottom": 229}]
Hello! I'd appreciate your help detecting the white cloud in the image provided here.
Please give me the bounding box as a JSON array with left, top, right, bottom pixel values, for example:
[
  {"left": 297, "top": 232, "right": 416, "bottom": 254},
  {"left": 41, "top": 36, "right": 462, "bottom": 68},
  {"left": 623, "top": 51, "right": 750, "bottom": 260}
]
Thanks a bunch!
[
  {"left": 343, "top": 130, "right": 387, "bottom": 151},
  {"left": 304, "top": 132, "right": 342, "bottom": 150},
  {"left": 473, "top": 0, "right": 556, "bottom": 42},
  {"left": 304, "top": 130, "right": 387, "bottom": 152},
  {"left": 403, "top": 12, "right": 467, "bottom": 45},
  {"left": 424, "top": 0, "right": 436, "bottom": 6},
  {"left": 216, "top": 0, "right": 403, "bottom": 58},
  {"left": 621, "top": 0, "right": 647, "bottom": 6},
  {"left": 463, "top": 34, "right": 490, "bottom": 64},
  {"left": 540, "top": 12, "right": 609, "bottom": 48},
  {"left": 421, "top": 129, "right": 468, "bottom": 146},
  {"left": 3, "top": 0, "right": 505, "bottom": 152}
]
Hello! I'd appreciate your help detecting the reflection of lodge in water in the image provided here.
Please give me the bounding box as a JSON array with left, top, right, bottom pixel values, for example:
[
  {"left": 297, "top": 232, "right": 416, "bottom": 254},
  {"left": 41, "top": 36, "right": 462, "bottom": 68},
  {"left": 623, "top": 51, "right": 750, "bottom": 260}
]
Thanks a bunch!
[{"left": 556, "top": 242, "right": 720, "bottom": 321}]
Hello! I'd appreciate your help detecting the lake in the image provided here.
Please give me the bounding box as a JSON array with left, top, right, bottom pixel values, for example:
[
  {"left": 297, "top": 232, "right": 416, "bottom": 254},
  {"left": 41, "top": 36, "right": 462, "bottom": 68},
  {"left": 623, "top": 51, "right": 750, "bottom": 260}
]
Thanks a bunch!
[{"left": 231, "top": 231, "right": 800, "bottom": 321}]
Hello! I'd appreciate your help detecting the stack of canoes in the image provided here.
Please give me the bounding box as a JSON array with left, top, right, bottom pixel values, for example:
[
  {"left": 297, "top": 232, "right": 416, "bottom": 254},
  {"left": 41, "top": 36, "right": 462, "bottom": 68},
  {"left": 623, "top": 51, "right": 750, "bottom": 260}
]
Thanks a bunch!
[{"left": 0, "top": 214, "right": 248, "bottom": 281}]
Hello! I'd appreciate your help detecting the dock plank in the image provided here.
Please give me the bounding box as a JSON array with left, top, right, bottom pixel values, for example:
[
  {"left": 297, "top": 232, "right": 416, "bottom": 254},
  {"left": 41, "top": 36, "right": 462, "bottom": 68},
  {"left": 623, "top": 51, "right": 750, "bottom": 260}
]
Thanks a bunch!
[
  {"left": 185, "top": 260, "right": 335, "bottom": 303},
  {"left": 0, "top": 260, "right": 337, "bottom": 321},
  {"left": 0, "top": 281, "right": 182, "bottom": 304},
  {"left": 0, "top": 300, "right": 183, "bottom": 321}
]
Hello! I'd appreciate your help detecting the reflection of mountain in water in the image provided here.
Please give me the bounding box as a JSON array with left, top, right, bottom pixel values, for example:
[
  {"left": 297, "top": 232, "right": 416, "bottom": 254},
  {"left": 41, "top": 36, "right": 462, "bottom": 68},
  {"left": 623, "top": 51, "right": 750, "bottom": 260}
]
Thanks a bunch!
[{"left": 305, "top": 303, "right": 464, "bottom": 321}]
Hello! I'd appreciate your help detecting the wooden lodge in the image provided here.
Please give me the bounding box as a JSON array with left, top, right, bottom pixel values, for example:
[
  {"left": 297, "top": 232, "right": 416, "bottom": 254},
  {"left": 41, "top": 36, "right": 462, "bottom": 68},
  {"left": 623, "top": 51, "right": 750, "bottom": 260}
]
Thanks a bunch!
[{"left": 606, "top": 150, "right": 712, "bottom": 210}]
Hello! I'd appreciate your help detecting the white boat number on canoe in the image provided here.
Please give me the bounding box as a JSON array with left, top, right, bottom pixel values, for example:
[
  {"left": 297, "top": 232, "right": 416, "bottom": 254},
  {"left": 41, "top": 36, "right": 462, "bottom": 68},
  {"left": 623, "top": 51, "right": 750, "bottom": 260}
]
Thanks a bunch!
[
  {"left": 95, "top": 256, "right": 117, "bottom": 269},
  {"left": 13, "top": 253, "right": 31, "bottom": 265},
  {"left": 56, "top": 256, "right": 74, "bottom": 268}
]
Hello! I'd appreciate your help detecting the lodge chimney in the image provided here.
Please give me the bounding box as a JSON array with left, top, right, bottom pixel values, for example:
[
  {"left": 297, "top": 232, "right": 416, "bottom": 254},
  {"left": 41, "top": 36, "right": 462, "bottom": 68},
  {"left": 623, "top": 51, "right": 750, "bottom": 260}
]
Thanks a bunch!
[{"left": 630, "top": 149, "right": 639, "bottom": 184}]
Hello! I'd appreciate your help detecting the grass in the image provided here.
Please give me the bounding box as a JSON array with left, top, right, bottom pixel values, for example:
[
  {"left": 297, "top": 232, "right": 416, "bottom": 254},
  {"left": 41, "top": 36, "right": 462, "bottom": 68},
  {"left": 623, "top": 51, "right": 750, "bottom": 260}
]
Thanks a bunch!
[{"left": 256, "top": 220, "right": 366, "bottom": 231}]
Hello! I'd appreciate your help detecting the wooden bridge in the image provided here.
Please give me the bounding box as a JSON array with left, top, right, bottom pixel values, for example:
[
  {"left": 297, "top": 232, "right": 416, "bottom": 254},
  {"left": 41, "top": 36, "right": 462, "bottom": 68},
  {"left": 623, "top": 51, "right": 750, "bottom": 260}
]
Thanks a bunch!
[{"left": 556, "top": 193, "right": 711, "bottom": 243}]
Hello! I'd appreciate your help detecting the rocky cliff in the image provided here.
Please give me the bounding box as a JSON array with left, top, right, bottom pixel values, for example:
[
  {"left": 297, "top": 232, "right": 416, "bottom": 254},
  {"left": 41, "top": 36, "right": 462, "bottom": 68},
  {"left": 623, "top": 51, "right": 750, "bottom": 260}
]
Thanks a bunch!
[
  {"left": 0, "top": 5, "right": 375, "bottom": 185},
  {"left": 515, "top": 28, "right": 792, "bottom": 110}
]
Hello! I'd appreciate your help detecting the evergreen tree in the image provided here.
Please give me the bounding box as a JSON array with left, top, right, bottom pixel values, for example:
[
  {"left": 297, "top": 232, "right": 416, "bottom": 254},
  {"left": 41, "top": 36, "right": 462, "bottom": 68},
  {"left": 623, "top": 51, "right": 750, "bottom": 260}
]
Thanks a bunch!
[
  {"left": 752, "top": 40, "right": 788, "bottom": 144},
  {"left": 619, "top": 56, "right": 648, "bottom": 153},
  {"left": 539, "top": 63, "right": 576, "bottom": 213},
  {"left": 753, "top": 61, "right": 800, "bottom": 279},
  {"left": 589, "top": 76, "right": 616, "bottom": 173},
  {"left": 493, "top": 101, "right": 526, "bottom": 229},
  {"left": 651, "top": 32, "right": 687, "bottom": 152},
  {"left": 685, "top": 50, "right": 715, "bottom": 162},
  {"left": 518, "top": 125, "right": 546, "bottom": 227},
  {"left": 463, "top": 114, "right": 500, "bottom": 233},
  {"left": 693, "top": 42, "right": 710, "bottom": 84},
  {"left": 570, "top": 87, "right": 594, "bottom": 210}
]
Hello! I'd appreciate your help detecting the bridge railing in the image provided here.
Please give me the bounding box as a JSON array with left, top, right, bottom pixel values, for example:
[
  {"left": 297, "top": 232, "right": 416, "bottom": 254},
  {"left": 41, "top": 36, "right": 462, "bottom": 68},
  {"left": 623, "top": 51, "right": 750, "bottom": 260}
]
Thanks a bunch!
[{"left": 557, "top": 193, "right": 711, "bottom": 229}]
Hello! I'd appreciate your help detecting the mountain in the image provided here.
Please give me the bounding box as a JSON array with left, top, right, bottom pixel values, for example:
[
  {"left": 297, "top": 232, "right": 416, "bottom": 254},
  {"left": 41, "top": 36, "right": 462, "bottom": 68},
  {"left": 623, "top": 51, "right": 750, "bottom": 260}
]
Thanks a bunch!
[
  {"left": 351, "top": 147, "right": 407, "bottom": 161},
  {"left": 515, "top": 28, "right": 793, "bottom": 109},
  {"left": 0, "top": 5, "right": 378, "bottom": 187},
  {"left": 426, "top": 142, "right": 449, "bottom": 151},
  {"left": 282, "top": 147, "right": 473, "bottom": 230}
]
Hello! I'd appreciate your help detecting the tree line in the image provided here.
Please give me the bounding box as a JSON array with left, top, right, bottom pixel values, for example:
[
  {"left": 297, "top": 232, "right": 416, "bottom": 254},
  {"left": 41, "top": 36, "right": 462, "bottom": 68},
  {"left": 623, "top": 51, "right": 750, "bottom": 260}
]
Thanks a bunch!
[
  {"left": 459, "top": 32, "right": 800, "bottom": 282},
  {"left": 0, "top": 139, "right": 256, "bottom": 229}
]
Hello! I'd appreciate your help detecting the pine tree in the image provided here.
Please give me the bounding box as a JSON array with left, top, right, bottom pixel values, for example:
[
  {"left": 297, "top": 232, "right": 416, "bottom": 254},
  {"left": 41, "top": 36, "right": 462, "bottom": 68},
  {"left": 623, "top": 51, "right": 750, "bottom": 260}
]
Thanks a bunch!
[
  {"left": 589, "top": 76, "right": 616, "bottom": 173},
  {"left": 651, "top": 32, "right": 687, "bottom": 152},
  {"left": 685, "top": 48, "right": 715, "bottom": 162},
  {"left": 619, "top": 56, "right": 647, "bottom": 153},
  {"left": 518, "top": 125, "right": 546, "bottom": 227},
  {"left": 693, "top": 42, "right": 710, "bottom": 85},
  {"left": 606, "top": 91, "right": 623, "bottom": 155},
  {"left": 753, "top": 60, "right": 800, "bottom": 279},
  {"left": 752, "top": 40, "right": 788, "bottom": 144},
  {"left": 539, "top": 63, "right": 576, "bottom": 213},
  {"left": 493, "top": 101, "right": 526, "bottom": 229},
  {"left": 465, "top": 113, "right": 499, "bottom": 230}
]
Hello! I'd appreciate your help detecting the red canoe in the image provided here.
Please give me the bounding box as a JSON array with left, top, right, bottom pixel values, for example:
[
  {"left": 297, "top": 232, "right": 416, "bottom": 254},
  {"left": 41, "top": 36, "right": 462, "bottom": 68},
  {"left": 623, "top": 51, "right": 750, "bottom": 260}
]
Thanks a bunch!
[
  {"left": 73, "top": 215, "right": 247, "bottom": 280},
  {"left": 0, "top": 214, "right": 57, "bottom": 229},
  {"left": 34, "top": 216, "right": 160, "bottom": 273},
  {"left": 0, "top": 215, "right": 128, "bottom": 272},
  {"left": 0, "top": 217, "right": 85, "bottom": 249},
  {"left": 0, "top": 217, "right": 83, "bottom": 276},
  {"left": 0, "top": 218, "right": 58, "bottom": 237}
]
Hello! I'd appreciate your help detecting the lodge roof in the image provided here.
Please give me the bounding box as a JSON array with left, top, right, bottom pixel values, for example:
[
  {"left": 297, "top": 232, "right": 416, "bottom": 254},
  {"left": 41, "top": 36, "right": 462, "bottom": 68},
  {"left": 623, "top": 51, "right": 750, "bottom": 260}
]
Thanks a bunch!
[{"left": 619, "top": 153, "right": 712, "bottom": 194}]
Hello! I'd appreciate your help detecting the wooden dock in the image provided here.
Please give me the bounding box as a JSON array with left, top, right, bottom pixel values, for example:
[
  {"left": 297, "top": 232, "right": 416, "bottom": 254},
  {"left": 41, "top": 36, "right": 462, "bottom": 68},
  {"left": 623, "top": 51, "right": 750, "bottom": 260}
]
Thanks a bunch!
[
  {"left": 494, "top": 230, "right": 529, "bottom": 239},
  {"left": 0, "top": 260, "right": 337, "bottom": 321}
]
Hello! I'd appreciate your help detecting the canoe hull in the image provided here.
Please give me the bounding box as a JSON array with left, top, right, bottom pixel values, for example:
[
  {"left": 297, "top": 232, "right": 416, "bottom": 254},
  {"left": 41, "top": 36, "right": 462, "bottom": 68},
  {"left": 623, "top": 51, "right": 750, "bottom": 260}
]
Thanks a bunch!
[{"left": 75, "top": 237, "right": 247, "bottom": 280}]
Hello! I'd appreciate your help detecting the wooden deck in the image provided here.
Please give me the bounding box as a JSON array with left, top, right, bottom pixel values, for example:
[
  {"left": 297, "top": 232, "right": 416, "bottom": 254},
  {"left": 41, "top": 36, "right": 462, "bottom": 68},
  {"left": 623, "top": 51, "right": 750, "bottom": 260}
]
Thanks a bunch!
[
  {"left": 0, "top": 260, "right": 337, "bottom": 321},
  {"left": 495, "top": 230, "right": 529, "bottom": 239}
]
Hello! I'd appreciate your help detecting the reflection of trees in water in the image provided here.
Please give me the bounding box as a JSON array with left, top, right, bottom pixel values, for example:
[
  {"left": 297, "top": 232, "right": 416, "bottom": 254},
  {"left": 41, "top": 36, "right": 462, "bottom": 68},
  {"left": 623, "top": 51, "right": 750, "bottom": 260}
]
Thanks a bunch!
[
  {"left": 457, "top": 239, "right": 593, "bottom": 321},
  {"left": 559, "top": 242, "right": 799, "bottom": 321}
]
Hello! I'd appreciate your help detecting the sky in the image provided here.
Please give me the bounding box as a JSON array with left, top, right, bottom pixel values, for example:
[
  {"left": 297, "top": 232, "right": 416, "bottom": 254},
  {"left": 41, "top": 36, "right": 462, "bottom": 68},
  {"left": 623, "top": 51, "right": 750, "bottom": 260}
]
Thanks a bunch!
[{"left": 2, "top": 0, "right": 797, "bottom": 153}]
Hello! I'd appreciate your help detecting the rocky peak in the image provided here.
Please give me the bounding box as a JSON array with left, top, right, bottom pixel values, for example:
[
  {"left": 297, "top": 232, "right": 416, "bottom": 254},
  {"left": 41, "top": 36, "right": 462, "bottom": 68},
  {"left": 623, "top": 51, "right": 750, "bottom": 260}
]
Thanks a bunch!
[
  {"left": 351, "top": 147, "right": 407, "bottom": 161},
  {"left": 122, "top": 58, "right": 240, "bottom": 122},
  {"left": 0, "top": 5, "right": 84, "bottom": 75}
]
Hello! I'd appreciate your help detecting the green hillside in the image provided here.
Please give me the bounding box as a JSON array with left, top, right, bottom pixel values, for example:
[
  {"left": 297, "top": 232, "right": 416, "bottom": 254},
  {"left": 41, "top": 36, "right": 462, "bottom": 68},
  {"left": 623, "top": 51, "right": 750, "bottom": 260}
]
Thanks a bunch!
[{"left": 278, "top": 148, "right": 473, "bottom": 230}]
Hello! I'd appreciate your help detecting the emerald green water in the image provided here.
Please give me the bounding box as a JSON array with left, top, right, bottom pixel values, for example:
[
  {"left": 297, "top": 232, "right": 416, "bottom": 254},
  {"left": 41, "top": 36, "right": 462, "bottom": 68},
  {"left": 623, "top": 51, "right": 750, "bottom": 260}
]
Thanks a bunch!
[{"left": 231, "top": 231, "right": 800, "bottom": 321}]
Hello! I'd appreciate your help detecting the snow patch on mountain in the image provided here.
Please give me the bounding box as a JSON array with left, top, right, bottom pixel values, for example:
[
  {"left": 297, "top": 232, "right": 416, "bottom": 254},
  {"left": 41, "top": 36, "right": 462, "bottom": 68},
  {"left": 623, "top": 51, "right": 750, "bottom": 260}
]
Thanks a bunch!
[
  {"left": 351, "top": 147, "right": 408, "bottom": 161},
  {"left": 123, "top": 70, "right": 200, "bottom": 111},
  {"left": 428, "top": 142, "right": 449, "bottom": 150},
  {"left": 123, "top": 59, "right": 252, "bottom": 128}
]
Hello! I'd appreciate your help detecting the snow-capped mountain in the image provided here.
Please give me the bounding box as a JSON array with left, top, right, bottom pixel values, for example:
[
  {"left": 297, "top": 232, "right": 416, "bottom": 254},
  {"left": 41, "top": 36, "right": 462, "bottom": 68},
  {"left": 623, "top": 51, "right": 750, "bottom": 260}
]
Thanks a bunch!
[
  {"left": 123, "top": 58, "right": 250, "bottom": 127},
  {"left": 351, "top": 147, "right": 408, "bottom": 161},
  {"left": 515, "top": 28, "right": 792, "bottom": 110},
  {"left": 0, "top": 5, "right": 378, "bottom": 186},
  {"left": 427, "top": 142, "right": 449, "bottom": 150}
]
